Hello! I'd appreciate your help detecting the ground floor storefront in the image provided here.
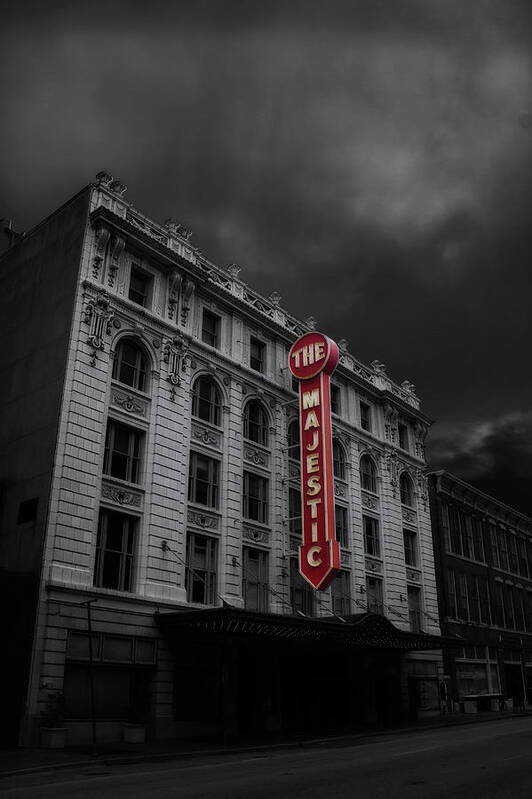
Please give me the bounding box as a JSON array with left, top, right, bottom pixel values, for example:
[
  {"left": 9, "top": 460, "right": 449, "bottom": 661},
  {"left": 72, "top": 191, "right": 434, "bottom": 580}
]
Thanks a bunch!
[{"left": 23, "top": 591, "right": 445, "bottom": 747}]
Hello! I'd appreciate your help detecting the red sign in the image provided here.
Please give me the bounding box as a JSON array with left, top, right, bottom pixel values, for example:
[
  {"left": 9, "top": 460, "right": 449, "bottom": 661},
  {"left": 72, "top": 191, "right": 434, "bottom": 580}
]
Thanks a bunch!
[{"left": 288, "top": 332, "right": 340, "bottom": 590}]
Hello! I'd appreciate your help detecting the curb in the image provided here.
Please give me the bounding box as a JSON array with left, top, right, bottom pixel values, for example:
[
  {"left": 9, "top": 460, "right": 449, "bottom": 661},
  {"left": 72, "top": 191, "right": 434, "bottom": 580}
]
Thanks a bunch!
[{"left": 2, "top": 712, "right": 531, "bottom": 779}]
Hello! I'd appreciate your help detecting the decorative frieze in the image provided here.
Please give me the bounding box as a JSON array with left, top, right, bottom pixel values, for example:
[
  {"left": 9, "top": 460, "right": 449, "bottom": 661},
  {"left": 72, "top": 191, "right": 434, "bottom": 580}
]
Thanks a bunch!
[
  {"left": 181, "top": 279, "right": 195, "bottom": 325},
  {"left": 187, "top": 509, "right": 220, "bottom": 531},
  {"left": 365, "top": 557, "right": 383, "bottom": 574},
  {"left": 92, "top": 225, "right": 110, "bottom": 279},
  {"left": 110, "top": 387, "right": 148, "bottom": 417},
  {"left": 243, "top": 526, "right": 270, "bottom": 544},
  {"left": 334, "top": 481, "right": 347, "bottom": 499},
  {"left": 402, "top": 506, "right": 417, "bottom": 525},
  {"left": 167, "top": 270, "right": 182, "bottom": 321},
  {"left": 83, "top": 291, "right": 115, "bottom": 365},
  {"left": 361, "top": 491, "right": 379, "bottom": 511},
  {"left": 191, "top": 422, "right": 221, "bottom": 449},
  {"left": 107, "top": 234, "right": 125, "bottom": 288},
  {"left": 385, "top": 450, "right": 399, "bottom": 498},
  {"left": 163, "top": 334, "right": 189, "bottom": 400},
  {"left": 243, "top": 445, "right": 270, "bottom": 469},
  {"left": 288, "top": 461, "right": 301, "bottom": 480},
  {"left": 340, "top": 550, "right": 351, "bottom": 567},
  {"left": 406, "top": 568, "right": 421, "bottom": 583},
  {"left": 289, "top": 535, "right": 300, "bottom": 553},
  {"left": 101, "top": 482, "right": 142, "bottom": 509}
]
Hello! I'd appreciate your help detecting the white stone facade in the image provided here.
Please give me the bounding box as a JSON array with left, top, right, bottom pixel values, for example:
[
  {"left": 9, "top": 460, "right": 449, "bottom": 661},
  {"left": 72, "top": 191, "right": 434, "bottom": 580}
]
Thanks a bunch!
[{"left": 22, "top": 173, "right": 442, "bottom": 743}]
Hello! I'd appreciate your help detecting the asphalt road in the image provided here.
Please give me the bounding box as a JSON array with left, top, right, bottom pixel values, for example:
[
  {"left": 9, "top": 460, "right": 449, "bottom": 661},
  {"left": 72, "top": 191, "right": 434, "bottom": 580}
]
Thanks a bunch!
[{"left": 2, "top": 717, "right": 532, "bottom": 799}]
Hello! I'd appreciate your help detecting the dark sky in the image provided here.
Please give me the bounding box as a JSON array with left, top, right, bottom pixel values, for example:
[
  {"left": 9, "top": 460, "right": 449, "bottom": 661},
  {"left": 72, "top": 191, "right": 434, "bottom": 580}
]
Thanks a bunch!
[{"left": 2, "top": 1, "right": 531, "bottom": 512}]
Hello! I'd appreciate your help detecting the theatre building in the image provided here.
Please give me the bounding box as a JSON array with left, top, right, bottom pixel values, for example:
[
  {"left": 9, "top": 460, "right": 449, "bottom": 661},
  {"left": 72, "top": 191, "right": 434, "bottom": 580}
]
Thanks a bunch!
[
  {"left": 1, "top": 173, "right": 445, "bottom": 747},
  {"left": 429, "top": 471, "right": 532, "bottom": 711}
]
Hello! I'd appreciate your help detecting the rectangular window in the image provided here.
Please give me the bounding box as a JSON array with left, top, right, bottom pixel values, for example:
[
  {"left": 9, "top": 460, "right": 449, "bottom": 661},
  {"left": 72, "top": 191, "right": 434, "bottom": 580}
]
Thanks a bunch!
[
  {"left": 472, "top": 518, "right": 485, "bottom": 562},
  {"left": 331, "top": 571, "right": 351, "bottom": 616},
  {"left": 469, "top": 575, "right": 481, "bottom": 623},
  {"left": 335, "top": 505, "right": 349, "bottom": 547},
  {"left": 330, "top": 384, "right": 341, "bottom": 415},
  {"left": 398, "top": 422, "right": 409, "bottom": 451},
  {"left": 128, "top": 266, "right": 152, "bottom": 307},
  {"left": 463, "top": 514, "right": 474, "bottom": 560},
  {"left": 17, "top": 497, "right": 39, "bottom": 525},
  {"left": 508, "top": 534, "right": 519, "bottom": 574},
  {"left": 363, "top": 515, "right": 380, "bottom": 558},
  {"left": 449, "top": 506, "right": 462, "bottom": 555},
  {"left": 490, "top": 525, "right": 500, "bottom": 568},
  {"left": 250, "top": 337, "right": 265, "bottom": 373},
  {"left": 366, "top": 576, "right": 383, "bottom": 614},
  {"left": 457, "top": 572, "right": 469, "bottom": 621},
  {"left": 518, "top": 539, "right": 529, "bottom": 578},
  {"left": 201, "top": 309, "right": 220, "bottom": 349},
  {"left": 186, "top": 533, "right": 217, "bottom": 605},
  {"left": 243, "top": 471, "right": 269, "bottom": 524},
  {"left": 359, "top": 401, "right": 372, "bottom": 432},
  {"left": 242, "top": 547, "right": 269, "bottom": 612},
  {"left": 188, "top": 452, "right": 220, "bottom": 508},
  {"left": 494, "top": 582, "right": 506, "bottom": 626},
  {"left": 289, "top": 488, "right": 302, "bottom": 535},
  {"left": 403, "top": 529, "right": 417, "bottom": 567},
  {"left": 94, "top": 510, "right": 136, "bottom": 592},
  {"left": 479, "top": 577, "right": 491, "bottom": 624},
  {"left": 290, "top": 558, "right": 314, "bottom": 616},
  {"left": 447, "top": 568, "right": 457, "bottom": 618},
  {"left": 498, "top": 531, "right": 509, "bottom": 571},
  {"left": 103, "top": 420, "right": 143, "bottom": 484},
  {"left": 407, "top": 586, "right": 422, "bottom": 632}
]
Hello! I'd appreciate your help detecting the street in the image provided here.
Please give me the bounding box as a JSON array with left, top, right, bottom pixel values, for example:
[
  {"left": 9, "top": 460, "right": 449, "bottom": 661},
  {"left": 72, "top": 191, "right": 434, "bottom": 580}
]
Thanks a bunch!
[{"left": 2, "top": 717, "right": 532, "bottom": 799}]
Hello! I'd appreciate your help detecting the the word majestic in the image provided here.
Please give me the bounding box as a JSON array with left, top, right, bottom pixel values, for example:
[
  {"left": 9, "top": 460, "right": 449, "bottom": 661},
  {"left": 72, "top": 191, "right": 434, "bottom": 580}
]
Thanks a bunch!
[{"left": 288, "top": 332, "right": 340, "bottom": 590}]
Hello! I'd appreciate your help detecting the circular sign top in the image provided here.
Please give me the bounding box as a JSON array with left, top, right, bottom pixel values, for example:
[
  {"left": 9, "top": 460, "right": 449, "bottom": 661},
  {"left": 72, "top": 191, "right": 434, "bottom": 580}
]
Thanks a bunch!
[{"left": 288, "top": 331, "right": 339, "bottom": 380}]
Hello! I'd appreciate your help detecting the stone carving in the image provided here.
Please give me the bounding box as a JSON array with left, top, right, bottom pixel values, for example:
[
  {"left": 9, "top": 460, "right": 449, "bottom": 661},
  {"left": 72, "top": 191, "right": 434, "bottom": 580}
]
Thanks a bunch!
[
  {"left": 365, "top": 557, "right": 382, "bottom": 574},
  {"left": 243, "top": 446, "right": 269, "bottom": 468},
  {"left": 289, "top": 535, "right": 300, "bottom": 552},
  {"left": 187, "top": 510, "right": 219, "bottom": 530},
  {"left": 163, "top": 334, "right": 189, "bottom": 400},
  {"left": 371, "top": 360, "right": 387, "bottom": 374},
  {"left": 406, "top": 568, "right": 421, "bottom": 583},
  {"left": 243, "top": 526, "right": 269, "bottom": 544},
  {"left": 361, "top": 491, "right": 379, "bottom": 510},
  {"left": 92, "top": 225, "right": 110, "bottom": 279},
  {"left": 334, "top": 482, "right": 347, "bottom": 498},
  {"left": 107, "top": 234, "right": 125, "bottom": 288},
  {"left": 111, "top": 388, "right": 148, "bottom": 417},
  {"left": 109, "top": 179, "right": 127, "bottom": 196},
  {"left": 83, "top": 291, "right": 115, "bottom": 365},
  {"left": 165, "top": 219, "right": 193, "bottom": 240},
  {"left": 101, "top": 484, "right": 141, "bottom": 507},
  {"left": 167, "top": 270, "right": 182, "bottom": 321},
  {"left": 385, "top": 450, "right": 399, "bottom": 498},
  {"left": 288, "top": 462, "right": 301, "bottom": 480},
  {"left": 226, "top": 263, "right": 242, "bottom": 279},
  {"left": 414, "top": 422, "right": 428, "bottom": 459},
  {"left": 95, "top": 170, "right": 113, "bottom": 186},
  {"left": 191, "top": 423, "right": 221, "bottom": 449},
  {"left": 416, "top": 469, "right": 428, "bottom": 510},
  {"left": 384, "top": 403, "right": 399, "bottom": 443},
  {"left": 341, "top": 550, "right": 351, "bottom": 566},
  {"left": 304, "top": 316, "right": 317, "bottom": 330},
  {"left": 402, "top": 507, "right": 417, "bottom": 525},
  {"left": 268, "top": 291, "right": 282, "bottom": 307},
  {"left": 181, "top": 279, "right": 195, "bottom": 325}
]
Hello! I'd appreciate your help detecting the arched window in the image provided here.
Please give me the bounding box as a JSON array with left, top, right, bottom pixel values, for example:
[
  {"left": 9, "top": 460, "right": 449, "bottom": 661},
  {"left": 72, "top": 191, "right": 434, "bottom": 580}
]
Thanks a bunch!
[
  {"left": 287, "top": 420, "right": 300, "bottom": 461},
  {"left": 243, "top": 400, "right": 268, "bottom": 446},
  {"left": 360, "top": 455, "right": 377, "bottom": 494},
  {"left": 400, "top": 473, "right": 414, "bottom": 506},
  {"left": 192, "top": 376, "right": 222, "bottom": 427},
  {"left": 333, "top": 440, "right": 346, "bottom": 480},
  {"left": 112, "top": 339, "right": 148, "bottom": 392}
]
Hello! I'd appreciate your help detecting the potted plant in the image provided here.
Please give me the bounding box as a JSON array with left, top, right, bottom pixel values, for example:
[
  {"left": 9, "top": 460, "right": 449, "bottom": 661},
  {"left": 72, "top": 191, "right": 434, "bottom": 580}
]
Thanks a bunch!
[{"left": 40, "top": 691, "right": 68, "bottom": 749}]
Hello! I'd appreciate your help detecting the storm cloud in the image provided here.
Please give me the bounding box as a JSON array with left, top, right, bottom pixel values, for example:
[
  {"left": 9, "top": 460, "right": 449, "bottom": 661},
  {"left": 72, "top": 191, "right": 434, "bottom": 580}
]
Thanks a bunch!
[{"left": 1, "top": 0, "right": 531, "bottom": 511}]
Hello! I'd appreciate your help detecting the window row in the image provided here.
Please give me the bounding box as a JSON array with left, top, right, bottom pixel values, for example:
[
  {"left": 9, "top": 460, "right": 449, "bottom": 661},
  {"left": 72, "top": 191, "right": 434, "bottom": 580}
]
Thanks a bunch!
[
  {"left": 445, "top": 568, "right": 532, "bottom": 631},
  {"left": 443, "top": 503, "right": 532, "bottom": 577}
]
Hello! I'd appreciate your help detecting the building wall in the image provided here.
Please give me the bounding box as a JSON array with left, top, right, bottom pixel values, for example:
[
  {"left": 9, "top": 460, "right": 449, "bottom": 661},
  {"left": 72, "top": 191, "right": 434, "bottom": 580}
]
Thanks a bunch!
[
  {"left": 0, "top": 189, "right": 90, "bottom": 743},
  {"left": 14, "top": 174, "right": 442, "bottom": 743},
  {"left": 429, "top": 471, "right": 532, "bottom": 710}
]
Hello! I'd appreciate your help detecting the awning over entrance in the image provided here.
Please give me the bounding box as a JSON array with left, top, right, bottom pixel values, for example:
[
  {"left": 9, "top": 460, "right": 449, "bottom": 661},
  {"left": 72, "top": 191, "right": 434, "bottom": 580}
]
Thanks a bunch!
[{"left": 155, "top": 607, "right": 449, "bottom": 651}]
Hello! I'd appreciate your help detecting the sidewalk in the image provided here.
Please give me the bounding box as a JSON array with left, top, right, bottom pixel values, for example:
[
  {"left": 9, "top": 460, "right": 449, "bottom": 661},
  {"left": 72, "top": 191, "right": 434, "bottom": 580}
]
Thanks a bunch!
[{"left": 1, "top": 710, "right": 530, "bottom": 779}]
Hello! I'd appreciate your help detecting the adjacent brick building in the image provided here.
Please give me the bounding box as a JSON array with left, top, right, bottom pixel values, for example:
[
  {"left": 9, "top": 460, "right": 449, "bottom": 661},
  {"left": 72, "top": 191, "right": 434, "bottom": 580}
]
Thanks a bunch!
[
  {"left": 429, "top": 471, "right": 532, "bottom": 711},
  {"left": 1, "top": 173, "right": 445, "bottom": 746}
]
